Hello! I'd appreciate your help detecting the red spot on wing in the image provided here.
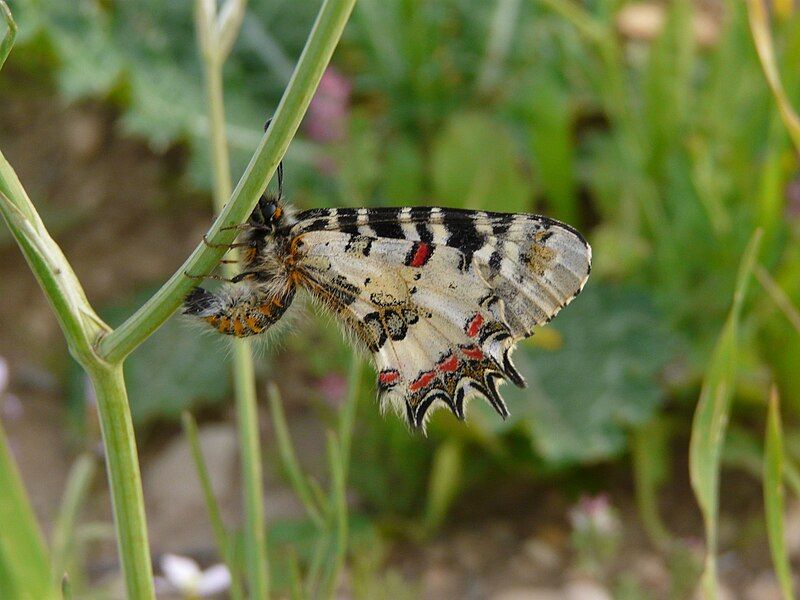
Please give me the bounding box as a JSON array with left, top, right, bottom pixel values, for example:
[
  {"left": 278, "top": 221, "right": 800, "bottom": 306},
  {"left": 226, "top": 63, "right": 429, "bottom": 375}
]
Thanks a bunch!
[
  {"left": 461, "top": 345, "right": 485, "bottom": 361},
  {"left": 379, "top": 370, "right": 400, "bottom": 386},
  {"left": 466, "top": 313, "right": 484, "bottom": 338},
  {"left": 409, "top": 370, "right": 436, "bottom": 392},
  {"left": 409, "top": 242, "right": 432, "bottom": 267},
  {"left": 437, "top": 354, "right": 459, "bottom": 373}
]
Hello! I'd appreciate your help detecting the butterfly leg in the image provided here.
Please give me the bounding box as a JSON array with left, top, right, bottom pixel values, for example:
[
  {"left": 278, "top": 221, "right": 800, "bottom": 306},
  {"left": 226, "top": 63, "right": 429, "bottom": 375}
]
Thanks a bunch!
[{"left": 183, "top": 284, "right": 296, "bottom": 337}]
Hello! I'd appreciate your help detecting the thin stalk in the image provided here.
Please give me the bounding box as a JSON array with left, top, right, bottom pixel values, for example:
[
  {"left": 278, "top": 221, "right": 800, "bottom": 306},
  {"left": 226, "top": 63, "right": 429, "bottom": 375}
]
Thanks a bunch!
[
  {"left": 268, "top": 384, "right": 325, "bottom": 527},
  {"left": 197, "top": 2, "right": 269, "bottom": 593},
  {"left": 89, "top": 365, "right": 155, "bottom": 600},
  {"left": 99, "top": 0, "right": 359, "bottom": 363},
  {"left": 182, "top": 413, "right": 244, "bottom": 600},
  {"left": 50, "top": 453, "right": 96, "bottom": 586},
  {"left": 233, "top": 354, "right": 267, "bottom": 597}
]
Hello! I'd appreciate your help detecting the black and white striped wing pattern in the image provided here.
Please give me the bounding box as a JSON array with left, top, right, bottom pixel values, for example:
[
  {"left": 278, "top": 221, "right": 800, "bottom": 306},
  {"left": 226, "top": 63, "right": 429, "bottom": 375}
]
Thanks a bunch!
[{"left": 290, "top": 208, "right": 591, "bottom": 428}]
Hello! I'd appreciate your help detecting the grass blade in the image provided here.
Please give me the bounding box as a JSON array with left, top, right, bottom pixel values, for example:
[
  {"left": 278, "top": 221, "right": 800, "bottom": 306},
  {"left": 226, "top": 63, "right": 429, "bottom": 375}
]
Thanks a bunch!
[
  {"left": 181, "top": 412, "right": 244, "bottom": 600},
  {"left": 0, "top": 0, "right": 17, "bottom": 71},
  {"left": 50, "top": 453, "right": 96, "bottom": 587},
  {"left": 689, "top": 229, "right": 762, "bottom": 598},
  {"left": 747, "top": 0, "right": 800, "bottom": 152},
  {"left": 764, "top": 388, "right": 796, "bottom": 600},
  {"left": 268, "top": 384, "right": 325, "bottom": 527},
  {"left": 0, "top": 420, "right": 56, "bottom": 599},
  {"left": 338, "top": 356, "right": 363, "bottom": 477},
  {"left": 318, "top": 433, "right": 348, "bottom": 599}
]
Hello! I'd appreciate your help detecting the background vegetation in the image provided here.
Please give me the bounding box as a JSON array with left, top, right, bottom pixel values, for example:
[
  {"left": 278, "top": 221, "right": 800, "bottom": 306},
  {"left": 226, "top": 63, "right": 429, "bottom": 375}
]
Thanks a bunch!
[{"left": 2, "top": 0, "right": 800, "bottom": 598}]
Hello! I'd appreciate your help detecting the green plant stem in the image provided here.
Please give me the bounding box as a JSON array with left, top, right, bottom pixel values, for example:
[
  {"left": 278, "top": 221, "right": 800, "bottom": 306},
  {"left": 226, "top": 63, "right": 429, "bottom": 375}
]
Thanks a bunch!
[
  {"left": 197, "top": 1, "right": 270, "bottom": 594},
  {"left": 89, "top": 365, "right": 155, "bottom": 600},
  {"left": 233, "top": 353, "right": 268, "bottom": 597},
  {"left": 0, "top": 157, "right": 155, "bottom": 599},
  {"left": 99, "top": 0, "right": 359, "bottom": 363}
]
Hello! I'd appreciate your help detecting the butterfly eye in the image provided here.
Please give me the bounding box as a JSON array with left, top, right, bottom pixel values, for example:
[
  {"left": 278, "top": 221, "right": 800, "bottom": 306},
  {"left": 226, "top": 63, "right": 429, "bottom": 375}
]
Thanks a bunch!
[{"left": 262, "top": 201, "right": 277, "bottom": 220}]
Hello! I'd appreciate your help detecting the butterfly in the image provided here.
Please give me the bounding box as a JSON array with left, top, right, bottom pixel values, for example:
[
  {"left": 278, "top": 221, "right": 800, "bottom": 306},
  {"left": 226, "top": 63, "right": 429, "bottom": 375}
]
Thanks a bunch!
[{"left": 184, "top": 162, "right": 591, "bottom": 429}]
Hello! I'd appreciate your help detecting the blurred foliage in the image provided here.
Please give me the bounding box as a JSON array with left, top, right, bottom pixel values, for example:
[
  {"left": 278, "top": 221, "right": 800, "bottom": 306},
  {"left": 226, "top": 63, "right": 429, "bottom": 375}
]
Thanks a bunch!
[
  {"left": 497, "top": 284, "right": 679, "bottom": 464},
  {"left": 8, "top": 0, "right": 800, "bottom": 549}
]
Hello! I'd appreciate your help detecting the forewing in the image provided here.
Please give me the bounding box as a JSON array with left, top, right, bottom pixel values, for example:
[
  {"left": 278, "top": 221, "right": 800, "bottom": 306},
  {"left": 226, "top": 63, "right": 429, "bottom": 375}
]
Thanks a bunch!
[
  {"left": 293, "top": 230, "right": 522, "bottom": 428},
  {"left": 292, "top": 207, "right": 591, "bottom": 338}
]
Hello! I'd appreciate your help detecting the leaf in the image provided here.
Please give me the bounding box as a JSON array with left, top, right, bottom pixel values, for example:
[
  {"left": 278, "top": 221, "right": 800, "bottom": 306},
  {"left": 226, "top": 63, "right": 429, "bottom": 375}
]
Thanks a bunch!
[
  {"left": 764, "top": 388, "right": 796, "bottom": 600},
  {"left": 430, "top": 111, "right": 531, "bottom": 213},
  {"left": 101, "top": 290, "right": 231, "bottom": 426},
  {"left": 494, "top": 284, "right": 679, "bottom": 465},
  {"left": 689, "top": 229, "right": 761, "bottom": 599},
  {"left": 0, "top": 420, "right": 57, "bottom": 599},
  {"left": 747, "top": 0, "right": 800, "bottom": 152}
]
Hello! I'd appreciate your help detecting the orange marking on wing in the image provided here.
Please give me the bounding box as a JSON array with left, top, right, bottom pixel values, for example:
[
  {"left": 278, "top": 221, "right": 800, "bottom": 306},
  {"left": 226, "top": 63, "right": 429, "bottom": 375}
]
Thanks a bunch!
[
  {"left": 466, "top": 313, "right": 484, "bottom": 338},
  {"left": 409, "top": 371, "right": 436, "bottom": 392},
  {"left": 258, "top": 304, "right": 273, "bottom": 316}
]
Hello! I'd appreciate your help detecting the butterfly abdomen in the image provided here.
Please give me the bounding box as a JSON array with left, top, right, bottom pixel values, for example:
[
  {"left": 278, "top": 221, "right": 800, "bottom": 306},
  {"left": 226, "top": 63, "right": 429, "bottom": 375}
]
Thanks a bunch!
[{"left": 184, "top": 285, "right": 295, "bottom": 338}]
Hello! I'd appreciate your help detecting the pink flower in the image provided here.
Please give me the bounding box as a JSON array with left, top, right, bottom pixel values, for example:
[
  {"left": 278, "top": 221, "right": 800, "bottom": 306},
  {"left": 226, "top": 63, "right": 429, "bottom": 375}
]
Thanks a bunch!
[
  {"left": 569, "top": 493, "right": 620, "bottom": 535},
  {"left": 305, "top": 67, "right": 351, "bottom": 143}
]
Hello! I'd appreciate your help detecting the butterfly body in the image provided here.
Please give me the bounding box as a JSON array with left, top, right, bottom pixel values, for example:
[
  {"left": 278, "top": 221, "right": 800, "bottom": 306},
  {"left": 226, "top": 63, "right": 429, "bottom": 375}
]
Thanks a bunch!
[{"left": 185, "top": 193, "right": 591, "bottom": 428}]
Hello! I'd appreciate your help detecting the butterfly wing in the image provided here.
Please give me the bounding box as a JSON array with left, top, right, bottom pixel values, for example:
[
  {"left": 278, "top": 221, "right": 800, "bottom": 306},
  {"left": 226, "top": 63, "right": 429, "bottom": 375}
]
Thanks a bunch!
[
  {"left": 293, "top": 231, "right": 517, "bottom": 426},
  {"left": 293, "top": 207, "right": 591, "bottom": 337},
  {"left": 290, "top": 208, "right": 590, "bottom": 427}
]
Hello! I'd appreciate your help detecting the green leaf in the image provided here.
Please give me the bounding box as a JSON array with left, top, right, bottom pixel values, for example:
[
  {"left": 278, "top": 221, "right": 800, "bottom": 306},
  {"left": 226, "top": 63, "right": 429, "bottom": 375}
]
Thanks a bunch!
[
  {"left": 764, "top": 389, "right": 796, "bottom": 600},
  {"left": 430, "top": 111, "right": 531, "bottom": 212},
  {"left": 689, "top": 229, "right": 761, "bottom": 599},
  {"left": 0, "top": 420, "right": 57, "bottom": 599},
  {"left": 496, "top": 284, "right": 678, "bottom": 464}
]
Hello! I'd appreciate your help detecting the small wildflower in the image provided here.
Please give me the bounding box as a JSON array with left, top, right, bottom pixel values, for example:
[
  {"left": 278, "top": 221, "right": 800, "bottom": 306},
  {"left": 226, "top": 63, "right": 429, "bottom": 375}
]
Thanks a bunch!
[
  {"left": 155, "top": 553, "right": 231, "bottom": 598},
  {"left": 568, "top": 493, "right": 621, "bottom": 576}
]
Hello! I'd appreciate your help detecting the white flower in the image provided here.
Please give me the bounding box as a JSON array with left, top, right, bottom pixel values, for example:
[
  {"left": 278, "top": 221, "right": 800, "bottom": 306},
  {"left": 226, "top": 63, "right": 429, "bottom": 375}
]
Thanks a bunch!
[{"left": 156, "top": 554, "right": 231, "bottom": 598}]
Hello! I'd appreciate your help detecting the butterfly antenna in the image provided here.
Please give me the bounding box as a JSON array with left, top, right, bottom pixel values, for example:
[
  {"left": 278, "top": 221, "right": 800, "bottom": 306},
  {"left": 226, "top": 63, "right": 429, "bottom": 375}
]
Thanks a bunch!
[{"left": 263, "top": 117, "right": 285, "bottom": 200}]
